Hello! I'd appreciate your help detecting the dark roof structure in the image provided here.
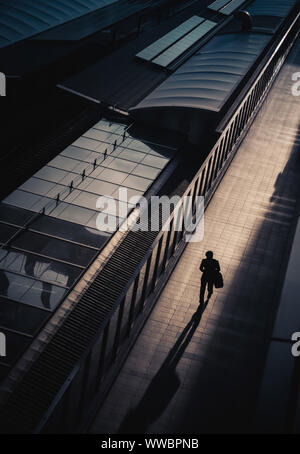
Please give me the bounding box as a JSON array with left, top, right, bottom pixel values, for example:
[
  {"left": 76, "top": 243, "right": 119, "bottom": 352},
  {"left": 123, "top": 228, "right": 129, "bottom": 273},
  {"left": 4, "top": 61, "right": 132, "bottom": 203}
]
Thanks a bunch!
[
  {"left": 247, "top": 0, "right": 297, "bottom": 18},
  {"left": 59, "top": 0, "right": 298, "bottom": 116},
  {"left": 129, "top": 31, "right": 270, "bottom": 136},
  {"left": 58, "top": 1, "right": 216, "bottom": 110},
  {"left": 30, "top": 0, "right": 168, "bottom": 42},
  {"left": 131, "top": 32, "right": 270, "bottom": 114},
  {"left": 0, "top": 0, "right": 119, "bottom": 48}
]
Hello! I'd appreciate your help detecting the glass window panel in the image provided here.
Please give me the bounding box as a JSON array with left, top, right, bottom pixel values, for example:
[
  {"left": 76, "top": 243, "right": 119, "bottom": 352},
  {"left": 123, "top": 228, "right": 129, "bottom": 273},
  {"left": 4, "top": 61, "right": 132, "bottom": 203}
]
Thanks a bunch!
[
  {"left": 30, "top": 196, "right": 53, "bottom": 213},
  {"left": 83, "top": 179, "right": 118, "bottom": 197},
  {"left": 93, "top": 120, "right": 122, "bottom": 133},
  {"left": 61, "top": 145, "right": 96, "bottom": 163},
  {"left": 136, "top": 15, "right": 204, "bottom": 61},
  {"left": 0, "top": 203, "right": 33, "bottom": 226},
  {"left": 3, "top": 190, "right": 43, "bottom": 211},
  {"left": 69, "top": 192, "right": 129, "bottom": 221},
  {"left": 72, "top": 136, "right": 101, "bottom": 151},
  {"left": 83, "top": 128, "right": 114, "bottom": 142},
  {"left": 132, "top": 164, "right": 161, "bottom": 179},
  {"left": 69, "top": 160, "right": 88, "bottom": 175},
  {"left": 31, "top": 215, "right": 109, "bottom": 249},
  {"left": 61, "top": 189, "right": 80, "bottom": 204},
  {"left": 107, "top": 158, "right": 137, "bottom": 173},
  {"left": 0, "top": 297, "right": 49, "bottom": 335},
  {"left": 0, "top": 223, "right": 18, "bottom": 244},
  {"left": 98, "top": 168, "right": 127, "bottom": 185},
  {"left": 96, "top": 197, "right": 130, "bottom": 217},
  {"left": 122, "top": 175, "right": 151, "bottom": 192},
  {"left": 64, "top": 190, "right": 100, "bottom": 211},
  {"left": 34, "top": 166, "right": 71, "bottom": 184},
  {"left": 0, "top": 271, "right": 33, "bottom": 301},
  {"left": 49, "top": 203, "right": 96, "bottom": 227},
  {"left": 0, "top": 271, "right": 66, "bottom": 310},
  {"left": 76, "top": 177, "right": 94, "bottom": 191},
  {"left": 11, "top": 231, "right": 96, "bottom": 267},
  {"left": 88, "top": 166, "right": 105, "bottom": 179},
  {"left": 96, "top": 141, "right": 115, "bottom": 155},
  {"left": 117, "top": 149, "right": 145, "bottom": 163},
  {"left": 48, "top": 155, "right": 79, "bottom": 172},
  {"left": 0, "top": 248, "right": 80, "bottom": 287},
  {"left": 113, "top": 187, "right": 143, "bottom": 203},
  {"left": 21, "top": 180, "right": 66, "bottom": 201},
  {"left": 114, "top": 138, "right": 132, "bottom": 148},
  {"left": 125, "top": 139, "right": 153, "bottom": 153},
  {"left": 21, "top": 280, "right": 66, "bottom": 310},
  {"left": 19, "top": 177, "right": 57, "bottom": 196},
  {"left": 153, "top": 20, "right": 216, "bottom": 67},
  {"left": 85, "top": 212, "right": 121, "bottom": 233}
]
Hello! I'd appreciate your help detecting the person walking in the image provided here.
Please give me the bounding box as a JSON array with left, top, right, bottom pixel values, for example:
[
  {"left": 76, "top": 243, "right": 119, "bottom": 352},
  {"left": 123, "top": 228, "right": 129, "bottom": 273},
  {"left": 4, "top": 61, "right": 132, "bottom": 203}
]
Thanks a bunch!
[{"left": 199, "top": 251, "right": 220, "bottom": 305}]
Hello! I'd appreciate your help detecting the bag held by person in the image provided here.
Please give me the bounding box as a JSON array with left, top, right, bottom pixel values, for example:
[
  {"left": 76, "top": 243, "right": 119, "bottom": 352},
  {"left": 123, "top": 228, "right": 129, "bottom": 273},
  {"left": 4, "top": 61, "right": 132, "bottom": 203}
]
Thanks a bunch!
[{"left": 214, "top": 271, "right": 224, "bottom": 288}]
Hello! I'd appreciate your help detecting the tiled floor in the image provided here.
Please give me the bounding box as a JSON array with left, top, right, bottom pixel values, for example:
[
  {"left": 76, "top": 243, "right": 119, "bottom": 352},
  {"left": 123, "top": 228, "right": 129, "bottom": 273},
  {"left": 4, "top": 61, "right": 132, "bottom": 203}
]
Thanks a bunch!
[{"left": 90, "top": 37, "right": 300, "bottom": 434}]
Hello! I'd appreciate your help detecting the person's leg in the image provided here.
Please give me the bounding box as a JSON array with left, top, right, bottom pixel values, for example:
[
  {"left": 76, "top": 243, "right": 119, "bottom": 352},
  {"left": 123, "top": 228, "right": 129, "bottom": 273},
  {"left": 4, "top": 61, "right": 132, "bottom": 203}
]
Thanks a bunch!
[
  {"left": 200, "top": 277, "right": 207, "bottom": 304},
  {"left": 207, "top": 279, "right": 213, "bottom": 299}
]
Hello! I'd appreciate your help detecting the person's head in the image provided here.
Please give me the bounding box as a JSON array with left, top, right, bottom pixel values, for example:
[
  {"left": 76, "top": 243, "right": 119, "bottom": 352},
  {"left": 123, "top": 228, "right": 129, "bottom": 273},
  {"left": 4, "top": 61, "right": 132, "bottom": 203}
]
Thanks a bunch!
[{"left": 206, "top": 251, "right": 213, "bottom": 259}]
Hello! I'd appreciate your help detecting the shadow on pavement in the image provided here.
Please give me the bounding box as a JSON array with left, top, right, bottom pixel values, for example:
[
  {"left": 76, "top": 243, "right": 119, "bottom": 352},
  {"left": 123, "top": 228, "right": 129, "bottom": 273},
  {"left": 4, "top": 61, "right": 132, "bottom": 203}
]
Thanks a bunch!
[{"left": 118, "top": 302, "right": 208, "bottom": 434}]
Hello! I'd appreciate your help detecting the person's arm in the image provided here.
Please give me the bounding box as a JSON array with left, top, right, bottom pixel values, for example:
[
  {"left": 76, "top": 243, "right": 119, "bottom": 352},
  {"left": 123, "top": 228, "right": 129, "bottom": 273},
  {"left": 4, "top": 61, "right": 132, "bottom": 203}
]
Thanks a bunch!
[
  {"left": 200, "top": 260, "right": 205, "bottom": 272},
  {"left": 215, "top": 260, "right": 220, "bottom": 271}
]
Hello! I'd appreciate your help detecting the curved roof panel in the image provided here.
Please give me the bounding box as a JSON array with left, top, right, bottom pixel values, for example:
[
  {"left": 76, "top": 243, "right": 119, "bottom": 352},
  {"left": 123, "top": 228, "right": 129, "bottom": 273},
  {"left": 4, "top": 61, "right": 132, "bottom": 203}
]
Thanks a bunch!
[
  {"left": 246, "top": 0, "right": 297, "bottom": 18},
  {"left": 131, "top": 33, "right": 270, "bottom": 114},
  {"left": 0, "top": 0, "right": 119, "bottom": 48}
]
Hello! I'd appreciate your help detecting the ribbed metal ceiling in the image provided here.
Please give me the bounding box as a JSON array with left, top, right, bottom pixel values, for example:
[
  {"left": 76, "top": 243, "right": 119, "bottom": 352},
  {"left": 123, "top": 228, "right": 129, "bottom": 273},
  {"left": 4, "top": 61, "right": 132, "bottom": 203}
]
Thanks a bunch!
[
  {"left": 0, "top": 0, "right": 119, "bottom": 48},
  {"left": 247, "top": 0, "right": 297, "bottom": 18},
  {"left": 131, "top": 33, "right": 270, "bottom": 114}
]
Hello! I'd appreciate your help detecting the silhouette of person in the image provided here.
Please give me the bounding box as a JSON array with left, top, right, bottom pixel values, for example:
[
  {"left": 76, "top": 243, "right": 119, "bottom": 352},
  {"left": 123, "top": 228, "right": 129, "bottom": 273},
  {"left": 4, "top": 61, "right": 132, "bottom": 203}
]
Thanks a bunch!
[{"left": 199, "top": 251, "right": 220, "bottom": 305}]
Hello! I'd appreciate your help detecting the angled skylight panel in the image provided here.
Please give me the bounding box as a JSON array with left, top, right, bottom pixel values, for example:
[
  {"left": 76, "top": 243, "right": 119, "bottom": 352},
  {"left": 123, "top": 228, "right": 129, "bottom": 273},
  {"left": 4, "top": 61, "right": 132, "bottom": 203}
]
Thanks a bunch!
[
  {"left": 208, "top": 0, "right": 232, "bottom": 12},
  {"left": 153, "top": 20, "right": 217, "bottom": 68},
  {"left": 136, "top": 15, "right": 204, "bottom": 62},
  {"left": 220, "top": 0, "right": 246, "bottom": 15}
]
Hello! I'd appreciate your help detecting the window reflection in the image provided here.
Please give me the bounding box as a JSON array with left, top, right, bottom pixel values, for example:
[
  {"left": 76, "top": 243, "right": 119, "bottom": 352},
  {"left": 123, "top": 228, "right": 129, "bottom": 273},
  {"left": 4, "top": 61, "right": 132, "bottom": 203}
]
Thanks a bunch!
[
  {"left": 0, "top": 248, "right": 79, "bottom": 287},
  {"left": 0, "top": 270, "right": 66, "bottom": 310}
]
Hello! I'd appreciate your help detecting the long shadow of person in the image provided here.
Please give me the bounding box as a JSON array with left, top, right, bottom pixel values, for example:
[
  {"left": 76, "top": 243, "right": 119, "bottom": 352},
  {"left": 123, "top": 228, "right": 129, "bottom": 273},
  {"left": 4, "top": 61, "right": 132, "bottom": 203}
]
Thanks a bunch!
[{"left": 118, "top": 301, "right": 208, "bottom": 434}]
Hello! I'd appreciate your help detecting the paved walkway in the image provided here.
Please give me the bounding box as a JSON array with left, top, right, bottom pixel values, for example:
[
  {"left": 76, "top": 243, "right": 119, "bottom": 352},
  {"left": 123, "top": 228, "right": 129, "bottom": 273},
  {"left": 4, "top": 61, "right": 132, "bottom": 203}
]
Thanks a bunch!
[{"left": 90, "top": 36, "right": 300, "bottom": 434}]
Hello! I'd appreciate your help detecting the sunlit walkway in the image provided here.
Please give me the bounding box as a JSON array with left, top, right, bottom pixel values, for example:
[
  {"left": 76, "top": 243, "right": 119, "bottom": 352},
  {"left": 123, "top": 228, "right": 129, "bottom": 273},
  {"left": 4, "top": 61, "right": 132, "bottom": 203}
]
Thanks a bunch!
[{"left": 90, "top": 35, "right": 300, "bottom": 434}]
